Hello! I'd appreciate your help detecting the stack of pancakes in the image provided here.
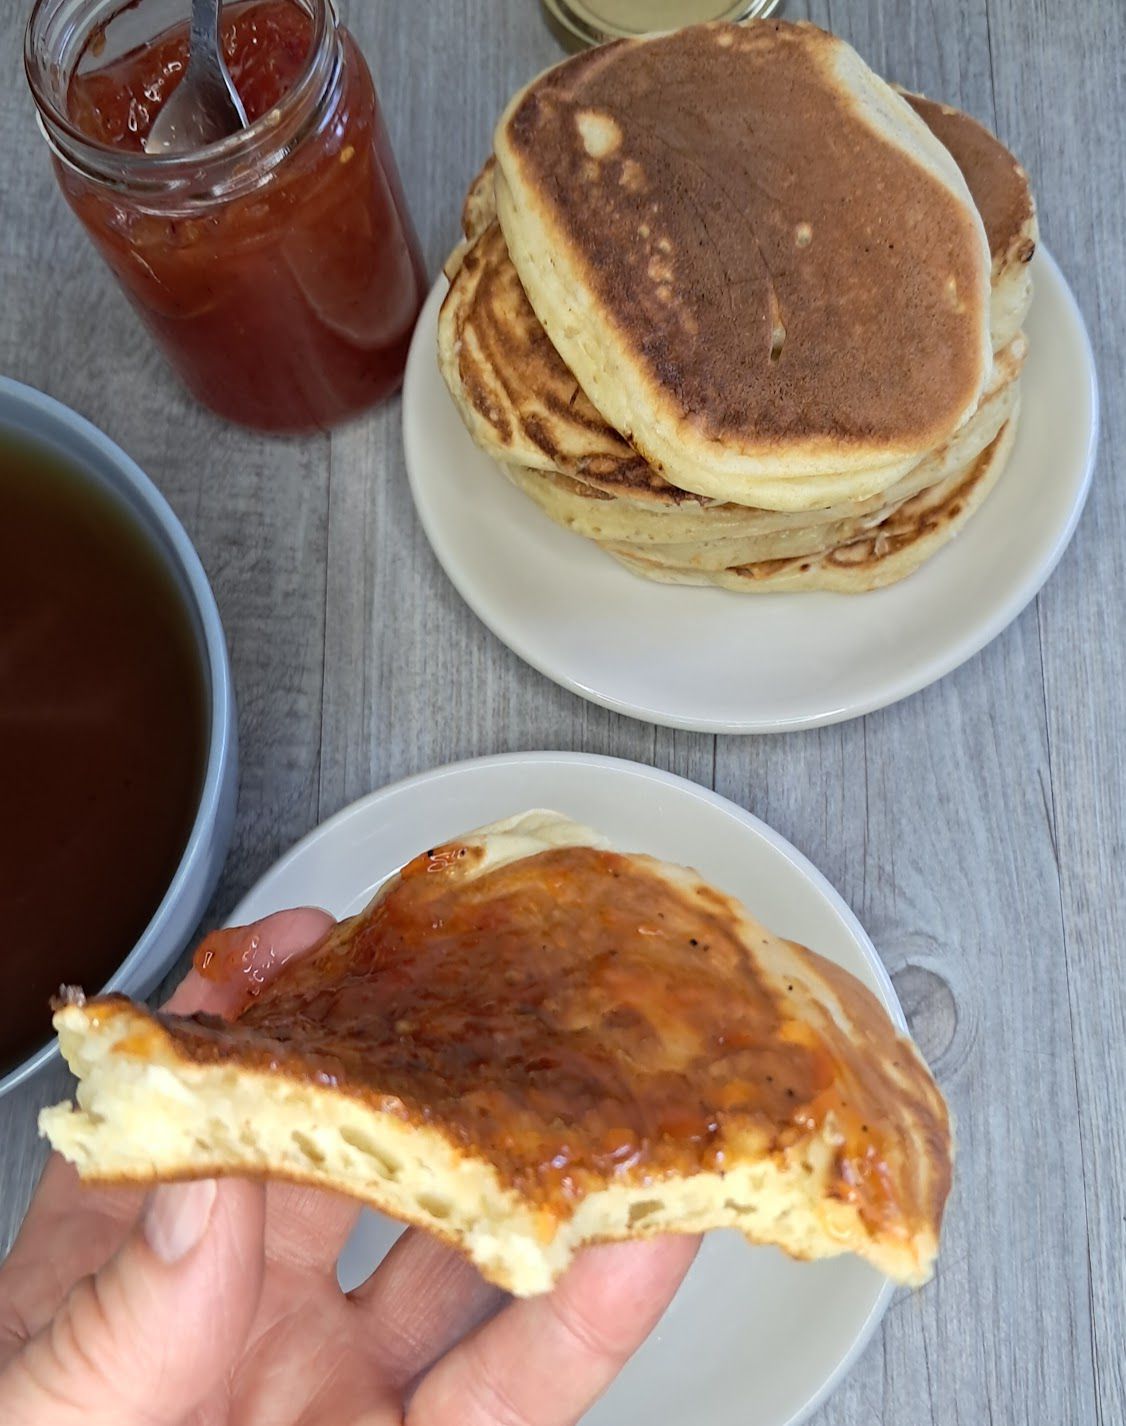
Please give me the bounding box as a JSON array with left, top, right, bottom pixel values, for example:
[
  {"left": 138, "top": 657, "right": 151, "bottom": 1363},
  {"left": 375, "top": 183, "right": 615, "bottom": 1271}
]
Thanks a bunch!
[{"left": 438, "top": 22, "right": 1036, "bottom": 593}]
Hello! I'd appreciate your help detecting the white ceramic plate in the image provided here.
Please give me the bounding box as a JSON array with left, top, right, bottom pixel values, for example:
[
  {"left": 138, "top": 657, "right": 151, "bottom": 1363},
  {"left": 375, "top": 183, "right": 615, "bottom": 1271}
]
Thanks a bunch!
[
  {"left": 403, "top": 249, "right": 1098, "bottom": 732},
  {"left": 230, "top": 752, "right": 903, "bottom": 1426}
]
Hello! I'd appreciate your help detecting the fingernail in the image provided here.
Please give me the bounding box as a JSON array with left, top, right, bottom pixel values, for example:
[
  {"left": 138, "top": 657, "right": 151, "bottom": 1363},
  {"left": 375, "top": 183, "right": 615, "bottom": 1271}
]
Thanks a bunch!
[{"left": 143, "top": 1180, "right": 217, "bottom": 1263}]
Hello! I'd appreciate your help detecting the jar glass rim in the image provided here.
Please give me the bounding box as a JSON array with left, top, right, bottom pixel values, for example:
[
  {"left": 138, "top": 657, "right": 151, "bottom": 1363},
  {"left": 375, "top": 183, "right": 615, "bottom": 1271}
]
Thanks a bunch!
[
  {"left": 540, "top": 0, "right": 781, "bottom": 48},
  {"left": 24, "top": 0, "right": 336, "bottom": 181}
]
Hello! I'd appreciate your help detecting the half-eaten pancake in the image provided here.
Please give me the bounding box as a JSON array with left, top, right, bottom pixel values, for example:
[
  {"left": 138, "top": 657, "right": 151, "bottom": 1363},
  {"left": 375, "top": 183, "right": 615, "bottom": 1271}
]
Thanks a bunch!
[
  {"left": 41, "top": 812, "right": 952, "bottom": 1296},
  {"left": 492, "top": 21, "right": 992, "bottom": 501},
  {"left": 441, "top": 91, "right": 1032, "bottom": 514},
  {"left": 609, "top": 414, "right": 1017, "bottom": 593}
]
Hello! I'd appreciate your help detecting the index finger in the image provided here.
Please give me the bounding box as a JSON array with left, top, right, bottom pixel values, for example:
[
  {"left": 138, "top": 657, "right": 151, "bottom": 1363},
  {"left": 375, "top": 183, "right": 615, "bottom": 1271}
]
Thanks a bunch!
[
  {"left": 2, "top": 909, "right": 334, "bottom": 1341},
  {"left": 26, "top": 911, "right": 331, "bottom": 1221},
  {"left": 18, "top": 908, "right": 335, "bottom": 1234},
  {"left": 164, "top": 907, "right": 336, "bottom": 1017}
]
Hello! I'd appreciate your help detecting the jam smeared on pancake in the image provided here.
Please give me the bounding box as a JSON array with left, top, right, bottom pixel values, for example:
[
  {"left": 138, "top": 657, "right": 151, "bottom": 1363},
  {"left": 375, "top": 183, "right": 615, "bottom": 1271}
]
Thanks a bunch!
[{"left": 176, "top": 844, "right": 944, "bottom": 1239}]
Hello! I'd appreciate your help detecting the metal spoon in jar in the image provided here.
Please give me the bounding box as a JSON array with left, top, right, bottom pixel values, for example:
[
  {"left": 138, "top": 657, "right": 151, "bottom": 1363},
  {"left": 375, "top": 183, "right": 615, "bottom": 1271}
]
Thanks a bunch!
[{"left": 143, "top": 0, "right": 248, "bottom": 154}]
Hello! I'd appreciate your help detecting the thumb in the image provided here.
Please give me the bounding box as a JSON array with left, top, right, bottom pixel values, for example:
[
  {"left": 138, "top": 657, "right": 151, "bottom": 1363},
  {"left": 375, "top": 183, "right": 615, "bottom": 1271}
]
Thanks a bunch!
[{"left": 1, "top": 1178, "right": 265, "bottom": 1426}]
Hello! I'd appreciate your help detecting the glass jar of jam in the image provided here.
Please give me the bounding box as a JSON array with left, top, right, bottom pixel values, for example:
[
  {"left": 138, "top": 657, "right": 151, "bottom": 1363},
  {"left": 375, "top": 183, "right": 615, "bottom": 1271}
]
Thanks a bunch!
[{"left": 25, "top": 0, "right": 426, "bottom": 432}]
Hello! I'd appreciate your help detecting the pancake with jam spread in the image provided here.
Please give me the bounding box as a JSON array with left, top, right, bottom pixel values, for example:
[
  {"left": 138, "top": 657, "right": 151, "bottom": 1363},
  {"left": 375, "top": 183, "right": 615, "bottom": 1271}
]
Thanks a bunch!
[
  {"left": 490, "top": 21, "right": 992, "bottom": 505},
  {"left": 41, "top": 811, "right": 952, "bottom": 1295}
]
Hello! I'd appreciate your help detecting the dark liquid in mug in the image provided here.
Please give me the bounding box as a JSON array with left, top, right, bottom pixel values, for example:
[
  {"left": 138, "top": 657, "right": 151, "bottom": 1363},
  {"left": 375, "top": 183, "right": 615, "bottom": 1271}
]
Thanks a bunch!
[{"left": 0, "top": 435, "right": 207, "bottom": 1076}]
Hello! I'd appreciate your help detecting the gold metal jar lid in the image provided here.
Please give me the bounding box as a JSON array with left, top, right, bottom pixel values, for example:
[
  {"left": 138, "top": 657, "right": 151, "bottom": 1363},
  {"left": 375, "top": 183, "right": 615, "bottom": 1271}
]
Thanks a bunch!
[{"left": 542, "top": 0, "right": 781, "bottom": 50}]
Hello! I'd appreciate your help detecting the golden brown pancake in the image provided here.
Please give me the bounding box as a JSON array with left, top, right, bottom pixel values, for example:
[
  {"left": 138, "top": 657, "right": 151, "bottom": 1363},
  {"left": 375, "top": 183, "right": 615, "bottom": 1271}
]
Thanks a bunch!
[
  {"left": 438, "top": 221, "right": 655, "bottom": 489},
  {"left": 609, "top": 415, "right": 1017, "bottom": 592},
  {"left": 899, "top": 88, "right": 1037, "bottom": 352},
  {"left": 42, "top": 813, "right": 952, "bottom": 1294},
  {"left": 493, "top": 21, "right": 992, "bottom": 501},
  {"left": 441, "top": 91, "right": 1032, "bottom": 514},
  {"left": 900, "top": 90, "right": 1036, "bottom": 273},
  {"left": 502, "top": 341, "right": 1023, "bottom": 558}
]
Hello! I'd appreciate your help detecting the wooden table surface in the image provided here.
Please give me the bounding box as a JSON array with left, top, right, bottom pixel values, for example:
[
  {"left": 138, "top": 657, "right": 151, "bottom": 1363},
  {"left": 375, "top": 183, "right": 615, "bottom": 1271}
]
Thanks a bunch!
[{"left": 1, "top": 1, "right": 1122, "bottom": 1421}]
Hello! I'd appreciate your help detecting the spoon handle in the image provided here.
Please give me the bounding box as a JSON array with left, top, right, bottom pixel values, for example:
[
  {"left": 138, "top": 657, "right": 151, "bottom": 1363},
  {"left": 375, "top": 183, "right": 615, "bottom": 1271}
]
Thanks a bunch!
[
  {"left": 141, "top": 0, "right": 247, "bottom": 151},
  {"left": 190, "top": 0, "right": 232, "bottom": 99}
]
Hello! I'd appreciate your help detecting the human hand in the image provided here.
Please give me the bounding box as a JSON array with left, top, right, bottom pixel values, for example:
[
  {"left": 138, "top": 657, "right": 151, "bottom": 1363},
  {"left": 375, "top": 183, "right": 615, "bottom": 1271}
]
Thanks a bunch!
[{"left": 0, "top": 910, "right": 699, "bottom": 1426}]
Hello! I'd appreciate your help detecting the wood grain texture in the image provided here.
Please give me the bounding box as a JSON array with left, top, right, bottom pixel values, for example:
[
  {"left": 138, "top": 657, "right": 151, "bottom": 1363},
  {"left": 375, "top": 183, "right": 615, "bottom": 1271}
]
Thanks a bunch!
[
  {"left": 0, "top": 1, "right": 1122, "bottom": 1421},
  {"left": 985, "top": 1, "right": 1126, "bottom": 1418}
]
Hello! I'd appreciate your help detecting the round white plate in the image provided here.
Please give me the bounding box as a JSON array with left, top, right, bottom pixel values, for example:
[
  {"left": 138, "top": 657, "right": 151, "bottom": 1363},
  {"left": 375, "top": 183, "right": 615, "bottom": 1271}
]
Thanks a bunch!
[
  {"left": 230, "top": 752, "right": 904, "bottom": 1426},
  {"left": 404, "top": 248, "right": 1097, "bottom": 732}
]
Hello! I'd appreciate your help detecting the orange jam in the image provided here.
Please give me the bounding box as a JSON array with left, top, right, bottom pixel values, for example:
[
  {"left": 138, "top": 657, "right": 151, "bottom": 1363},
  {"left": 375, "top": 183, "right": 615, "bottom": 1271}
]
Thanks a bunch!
[
  {"left": 69, "top": 1, "right": 315, "bottom": 146},
  {"left": 56, "top": 0, "right": 424, "bottom": 431},
  {"left": 176, "top": 844, "right": 946, "bottom": 1236}
]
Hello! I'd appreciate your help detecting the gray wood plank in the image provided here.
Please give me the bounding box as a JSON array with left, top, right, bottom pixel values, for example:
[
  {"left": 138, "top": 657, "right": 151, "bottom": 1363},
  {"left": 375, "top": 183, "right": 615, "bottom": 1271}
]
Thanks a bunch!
[
  {"left": 986, "top": 0, "right": 1126, "bottom": 1418},
  {"left": 852, "top": 639, "right": 1095, "bottom": 1426}
]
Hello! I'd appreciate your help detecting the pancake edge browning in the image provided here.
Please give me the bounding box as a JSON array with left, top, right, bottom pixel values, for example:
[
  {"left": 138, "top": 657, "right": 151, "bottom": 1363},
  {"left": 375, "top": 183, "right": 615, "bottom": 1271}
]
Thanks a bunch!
[
  {"left": 609, "top": 411, "right": 1018, "bottom": 593},
  {"left": 897, "top": 87, "right": 1038, "bottom": 355},
  {"left": 443, "top": 88, "right": 1032, "bottom": 514},
  {"left": 503, "top": 342, "right": 1023, "bottom": 558},
  {"left": 41, "top": 811, "right": 951, "bottom": 1296},
  {"left": 493, "top": 22, "right": 993, "bottom": 501},
  {"left": 439, "top": 215, "right": 1009, "bottom": 515}
]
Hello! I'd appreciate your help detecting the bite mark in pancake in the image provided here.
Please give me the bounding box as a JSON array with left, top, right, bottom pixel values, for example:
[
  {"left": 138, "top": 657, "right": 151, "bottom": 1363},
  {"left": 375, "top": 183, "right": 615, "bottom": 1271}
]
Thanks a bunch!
[
  {"left": 494, "top": 21, "right": 993, "bottom": 496},
  {"left": 42, "top": 813, "right": 952, "bottom": 1293}
]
